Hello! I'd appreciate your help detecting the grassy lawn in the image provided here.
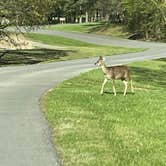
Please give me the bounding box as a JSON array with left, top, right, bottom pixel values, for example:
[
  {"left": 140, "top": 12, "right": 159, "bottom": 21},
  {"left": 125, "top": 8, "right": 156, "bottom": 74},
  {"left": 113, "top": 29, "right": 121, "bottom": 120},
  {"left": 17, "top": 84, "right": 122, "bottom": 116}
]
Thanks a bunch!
[
  {"left": 0, "top": 32, "right": 143, "bottom": 67},
  {"left": 0, "top": 49, "right": 71, "bottom": 66},
  {"left": 42, "top": 59, "right": 166, "bottom": 166},
  {"left": 45, "top": 22, "right": 130, "bottom": 38},
  {"left": 25, "top": 33, "right": 143, "bottom": 61}
]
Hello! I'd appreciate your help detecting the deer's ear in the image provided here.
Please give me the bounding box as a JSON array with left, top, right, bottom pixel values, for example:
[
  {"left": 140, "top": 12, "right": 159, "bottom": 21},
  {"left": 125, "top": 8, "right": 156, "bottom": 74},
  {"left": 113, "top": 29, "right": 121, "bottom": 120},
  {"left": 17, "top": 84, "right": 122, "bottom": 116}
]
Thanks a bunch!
[{"left": 99, "top": 56, "right": 103, "bottom": 59}]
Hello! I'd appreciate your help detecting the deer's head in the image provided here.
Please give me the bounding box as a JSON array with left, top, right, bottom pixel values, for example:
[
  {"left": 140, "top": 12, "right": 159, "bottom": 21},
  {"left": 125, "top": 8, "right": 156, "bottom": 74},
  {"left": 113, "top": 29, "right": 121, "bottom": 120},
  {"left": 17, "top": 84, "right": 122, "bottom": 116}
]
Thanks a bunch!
[{"left": 94, "top": 56, "right": 105, "bottom": 66}]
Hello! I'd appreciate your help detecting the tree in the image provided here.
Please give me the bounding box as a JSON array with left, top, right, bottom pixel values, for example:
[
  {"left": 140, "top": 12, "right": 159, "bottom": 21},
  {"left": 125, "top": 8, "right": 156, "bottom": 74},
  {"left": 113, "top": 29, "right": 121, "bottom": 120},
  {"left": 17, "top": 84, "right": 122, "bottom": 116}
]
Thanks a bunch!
[
  {"left": 51, "top": 0, "right": 97, "bottom": 23},
  {"left": 122, "top": 0, "right": 166, "bottom": 39},
  {"left": 0, "top": 0, "right": 55, "bottom": 44}
]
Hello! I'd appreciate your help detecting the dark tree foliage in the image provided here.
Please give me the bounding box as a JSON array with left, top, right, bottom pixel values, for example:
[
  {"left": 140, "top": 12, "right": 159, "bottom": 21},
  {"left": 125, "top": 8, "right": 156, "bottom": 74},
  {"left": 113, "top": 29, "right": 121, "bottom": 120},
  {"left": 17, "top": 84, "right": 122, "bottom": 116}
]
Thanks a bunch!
[
  {"left": 1, "top": 0, "right": 165, "bottom": 41},
  {"left": 51, "top": 0, "right": 166, "bottom": 40},
  {"left": 122, "top": 0, "right": 166, "bottom": 40},
  {"left": 0, "top": 0, "right": 55, "bottom": 43}
]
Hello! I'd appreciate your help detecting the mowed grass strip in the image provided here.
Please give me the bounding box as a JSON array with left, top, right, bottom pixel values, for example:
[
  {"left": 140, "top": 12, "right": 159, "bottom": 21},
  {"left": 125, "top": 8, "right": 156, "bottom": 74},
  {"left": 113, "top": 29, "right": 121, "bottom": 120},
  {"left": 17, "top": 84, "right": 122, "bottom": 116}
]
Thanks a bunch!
[
  {"left": 45, "top": 22, "right": 130, "bottom": 38},
  {"left": 45, "top": 23, "right": 97, "bottom": 33},
  {"left": 42, "top": 59, "right": 166, "bottom": 166},
  {"left": 26, "top": 33, "right": 143, "bottom": 61}
]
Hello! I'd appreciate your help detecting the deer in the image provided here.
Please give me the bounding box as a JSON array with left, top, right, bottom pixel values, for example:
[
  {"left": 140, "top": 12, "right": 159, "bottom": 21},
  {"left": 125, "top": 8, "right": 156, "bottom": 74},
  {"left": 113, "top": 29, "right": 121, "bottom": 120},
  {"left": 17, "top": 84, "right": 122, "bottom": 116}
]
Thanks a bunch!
[{"left": 94, "top": 56, "right": 134, "bottom": 96}]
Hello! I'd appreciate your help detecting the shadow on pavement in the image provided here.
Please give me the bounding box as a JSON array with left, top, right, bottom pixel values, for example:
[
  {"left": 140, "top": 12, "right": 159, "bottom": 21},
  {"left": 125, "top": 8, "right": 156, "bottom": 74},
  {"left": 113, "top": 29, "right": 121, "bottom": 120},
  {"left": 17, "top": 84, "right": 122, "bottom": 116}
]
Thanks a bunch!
[{"left": 0, "top": 48, "right": 75, "bottom": 66}]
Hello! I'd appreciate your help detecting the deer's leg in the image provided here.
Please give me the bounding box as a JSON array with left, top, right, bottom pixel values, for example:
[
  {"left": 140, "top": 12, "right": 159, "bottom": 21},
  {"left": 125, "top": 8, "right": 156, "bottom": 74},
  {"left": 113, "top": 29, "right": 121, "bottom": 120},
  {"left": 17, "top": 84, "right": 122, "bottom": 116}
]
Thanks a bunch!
[
  {"left": 100, "top": 78, "right": 107, "bottom": 95},
  {"left": 112, "top": 80, "right": 116, "bottom": 96},
  {"left": 123, "top": 80, "right": 128, "bottom": 96},
  {"left": 130, "top": 80, "right": 134, "bottom": 93}
]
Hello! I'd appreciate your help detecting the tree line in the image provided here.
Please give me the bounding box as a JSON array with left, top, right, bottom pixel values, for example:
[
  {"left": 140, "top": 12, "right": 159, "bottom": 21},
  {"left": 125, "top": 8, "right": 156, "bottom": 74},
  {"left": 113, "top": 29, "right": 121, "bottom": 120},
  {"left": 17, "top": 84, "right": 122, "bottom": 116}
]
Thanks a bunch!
[
  {"left": 51, "top": 0, "right": 166, "bottom": 40},
  {"left": 0, "top": 0, "right": 55, "bottom": 44},
  {"left": 0, "top": 0, "right": 165, "bottom": 42}
]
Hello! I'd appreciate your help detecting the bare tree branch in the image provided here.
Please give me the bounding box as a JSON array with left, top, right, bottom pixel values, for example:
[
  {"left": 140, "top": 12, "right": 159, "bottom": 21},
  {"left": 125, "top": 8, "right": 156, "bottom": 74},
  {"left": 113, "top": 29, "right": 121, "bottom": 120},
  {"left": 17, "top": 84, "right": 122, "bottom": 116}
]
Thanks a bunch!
[{"left": 0, "top": 0, "right": 55, "bottom": 46}]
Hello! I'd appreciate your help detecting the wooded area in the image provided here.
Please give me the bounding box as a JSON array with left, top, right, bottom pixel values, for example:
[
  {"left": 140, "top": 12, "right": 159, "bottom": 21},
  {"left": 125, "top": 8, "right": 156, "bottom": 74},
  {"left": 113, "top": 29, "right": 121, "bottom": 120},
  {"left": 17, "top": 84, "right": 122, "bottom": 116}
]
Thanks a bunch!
[
  {"left": 50, "top": 0, "right": 166, "bottom": 40},
  {"left": 0, "top": 0, "right": 55, "bottom": 44},
  {"left": 0, "top": 0, "right": 165, "bottom": 41}
]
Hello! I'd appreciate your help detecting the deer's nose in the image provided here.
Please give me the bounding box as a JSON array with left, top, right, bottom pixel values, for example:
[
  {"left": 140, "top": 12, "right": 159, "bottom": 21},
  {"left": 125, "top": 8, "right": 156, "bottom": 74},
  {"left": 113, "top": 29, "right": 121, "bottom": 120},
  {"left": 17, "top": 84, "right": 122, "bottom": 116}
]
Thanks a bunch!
[{"left": 94, "top": 61, "right": 98, "bottom": 65}]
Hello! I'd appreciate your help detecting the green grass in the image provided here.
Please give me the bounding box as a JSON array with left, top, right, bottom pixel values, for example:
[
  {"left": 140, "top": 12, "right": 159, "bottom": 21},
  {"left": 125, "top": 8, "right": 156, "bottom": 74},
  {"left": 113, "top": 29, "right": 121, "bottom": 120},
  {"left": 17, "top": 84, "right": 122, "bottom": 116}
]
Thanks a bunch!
[
  {"left": 0, "top": 49, "right": 71, "bottom": 66},
  {"left": 26, "top": 33, "right": 143, "bottom": 61},
  {"left": 26, "top": 33, "right": 97, "bottom": 47},
  {"left": 45, "top": 23, "right": 95, "bottom": 33},
  {"left": 42, "top": 59, "right": 166, "bottom": 166},
  {"left": 45, "top": 22, "right": 130, "bottom": 38},
  {"left": 0, "top": 32, "right": 143, "bottom": 67}
]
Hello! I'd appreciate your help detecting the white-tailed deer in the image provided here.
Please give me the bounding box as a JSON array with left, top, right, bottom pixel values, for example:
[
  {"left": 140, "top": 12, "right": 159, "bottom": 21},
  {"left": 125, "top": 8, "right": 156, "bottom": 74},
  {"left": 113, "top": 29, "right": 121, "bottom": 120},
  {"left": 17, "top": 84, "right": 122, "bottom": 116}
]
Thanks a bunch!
[{"left": 95, "top": 56, "right": 134, "bottom": 96}]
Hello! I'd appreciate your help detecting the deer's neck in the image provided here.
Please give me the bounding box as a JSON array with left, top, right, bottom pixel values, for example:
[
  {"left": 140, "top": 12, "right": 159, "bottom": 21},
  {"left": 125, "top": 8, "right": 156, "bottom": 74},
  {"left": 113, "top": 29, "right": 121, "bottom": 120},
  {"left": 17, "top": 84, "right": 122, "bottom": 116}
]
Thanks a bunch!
[{"left": 101, "top": 63, "right": 108, "bottom": 74}]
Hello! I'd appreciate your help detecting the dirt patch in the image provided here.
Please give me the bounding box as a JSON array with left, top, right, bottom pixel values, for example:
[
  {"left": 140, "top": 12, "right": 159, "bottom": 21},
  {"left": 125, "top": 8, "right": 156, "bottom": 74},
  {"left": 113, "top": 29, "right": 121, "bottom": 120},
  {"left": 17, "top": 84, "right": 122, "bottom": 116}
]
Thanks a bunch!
[{"left": 0, "top": 34, "right": 34, "bottom": 50}]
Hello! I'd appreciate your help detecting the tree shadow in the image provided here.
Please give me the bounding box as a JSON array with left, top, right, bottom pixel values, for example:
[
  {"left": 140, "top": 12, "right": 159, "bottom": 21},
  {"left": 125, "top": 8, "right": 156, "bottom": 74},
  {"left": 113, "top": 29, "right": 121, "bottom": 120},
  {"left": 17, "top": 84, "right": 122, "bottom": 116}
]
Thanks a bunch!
[
  {"left": 86, "top": 22, "right": 110, "bottom": 33},
  {"left": 0, "top": 48, "right": 75, "bottom": 66},
  {"left": 85, "top": 22, "right": 127, "bottom": 35},
  {"left": 104, "top": 91, "right": 135, "bottom": 95},
  {"left": 130, "top": 59, "right": 166, "bottom": 89},
  {"left": 155, "top": 58, "right": 166, "bottom": 62}
]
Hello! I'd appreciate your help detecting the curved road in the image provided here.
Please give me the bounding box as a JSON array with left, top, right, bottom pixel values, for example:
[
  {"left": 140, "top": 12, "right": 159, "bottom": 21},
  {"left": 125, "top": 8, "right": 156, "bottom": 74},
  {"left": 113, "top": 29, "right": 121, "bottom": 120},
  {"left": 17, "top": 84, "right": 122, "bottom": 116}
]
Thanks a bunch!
[{"left": 0, "top": 30, "right": 165, "bottom": 166}]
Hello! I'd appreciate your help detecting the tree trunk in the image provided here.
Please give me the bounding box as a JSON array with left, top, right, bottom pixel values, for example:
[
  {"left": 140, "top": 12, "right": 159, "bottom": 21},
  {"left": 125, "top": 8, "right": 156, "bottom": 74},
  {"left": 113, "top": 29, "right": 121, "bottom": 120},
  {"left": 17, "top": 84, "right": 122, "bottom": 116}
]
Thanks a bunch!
[
  {"left": 105, "top": 14, "right": 109, "bottom": 22},
  {"left": 79, "top": 15, "right": 82, "bottom": 23},
  {"left": 85, "top": 11, "right": 88, "bottom": 23},
  {"left": 145, "top": 31, "right": 149, "bottom": 39},
  {"left": 94, "top": 12, "right": 97, "bottom": 21}
]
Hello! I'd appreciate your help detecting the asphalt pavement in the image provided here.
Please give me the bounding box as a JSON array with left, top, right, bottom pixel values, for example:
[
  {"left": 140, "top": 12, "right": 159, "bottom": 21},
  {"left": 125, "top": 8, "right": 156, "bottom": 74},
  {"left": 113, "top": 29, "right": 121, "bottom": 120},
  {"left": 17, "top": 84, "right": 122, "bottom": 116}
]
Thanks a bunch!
[{"left": 0, "top": 30, "right": 165, "bottom": 166}]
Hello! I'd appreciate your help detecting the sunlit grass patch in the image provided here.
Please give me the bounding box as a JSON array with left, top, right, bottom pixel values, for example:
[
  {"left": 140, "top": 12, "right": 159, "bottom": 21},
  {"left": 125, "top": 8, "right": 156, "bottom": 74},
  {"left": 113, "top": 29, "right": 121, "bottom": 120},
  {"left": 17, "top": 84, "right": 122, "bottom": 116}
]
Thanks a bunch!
[
  {"left": 42, "top": 59, "right": 166, "bottom": 166},
  {"left": 26, "top": 33, "right": 144, "bottom": 62},
  {"left": 45, "top": 22, "right": 130, "bottom": 38}
]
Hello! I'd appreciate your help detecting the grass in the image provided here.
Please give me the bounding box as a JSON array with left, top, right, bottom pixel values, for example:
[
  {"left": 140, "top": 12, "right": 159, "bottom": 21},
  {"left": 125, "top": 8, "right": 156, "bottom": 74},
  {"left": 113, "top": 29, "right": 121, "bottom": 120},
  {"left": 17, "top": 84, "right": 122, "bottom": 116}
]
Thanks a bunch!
[
  {"left": 45, "top": 22, "right": 130, "bottom": 38},
  {"left": 42, "top": 59, "right": 166, "bottom": 166},
  {"left": 0, "top": 49, "right": 72, "bottom": 66},
  {"left": 26, "top": 33, "right": 97, "bottom": 47},
  {"left": 25, "top": 33, "right": 143, "bottom": 61},
  {"left": 0, "top": 32, "right": 143, "bottom": 67},
  {"left": 45, "top": 23, "right": 95, "bottom": 33}
]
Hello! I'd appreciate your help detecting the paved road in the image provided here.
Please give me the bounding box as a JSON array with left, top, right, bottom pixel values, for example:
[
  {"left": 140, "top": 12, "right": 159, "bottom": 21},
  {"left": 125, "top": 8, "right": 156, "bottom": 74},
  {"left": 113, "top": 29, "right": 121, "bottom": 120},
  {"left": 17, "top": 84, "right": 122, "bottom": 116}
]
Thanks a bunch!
[
  {"left": 0, "top": 30, "right": 165, "bottom": 166},
  {"left": 33, "top": 30, "right": 166, "bottom": 63}
]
